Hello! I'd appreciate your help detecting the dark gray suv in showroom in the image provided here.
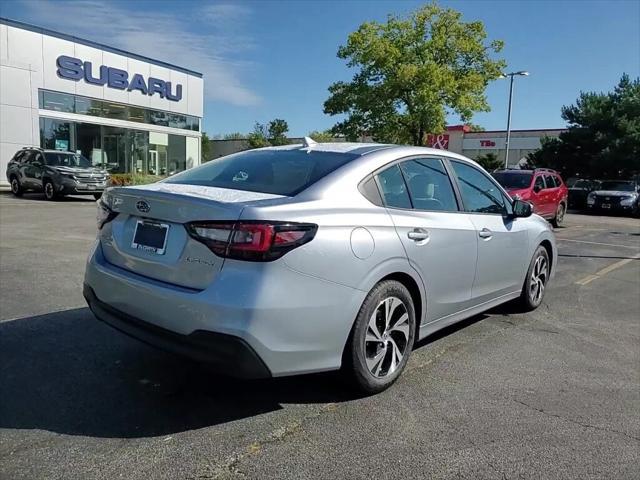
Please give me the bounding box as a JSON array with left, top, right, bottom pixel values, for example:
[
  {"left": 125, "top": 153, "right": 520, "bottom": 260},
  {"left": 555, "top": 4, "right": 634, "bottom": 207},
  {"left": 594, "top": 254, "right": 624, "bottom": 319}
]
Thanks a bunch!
[{"left": 6, "top": 147, "right": 109, "bottom": 200}]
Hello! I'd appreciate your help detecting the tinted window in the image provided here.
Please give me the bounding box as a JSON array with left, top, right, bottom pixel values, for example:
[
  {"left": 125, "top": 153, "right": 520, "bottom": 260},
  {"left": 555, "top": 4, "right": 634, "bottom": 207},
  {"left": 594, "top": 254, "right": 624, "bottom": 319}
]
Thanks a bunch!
[
  {"left": 599, "top": 181, "right": 635, "bottom": 192},
  {"left": 44, "top": 152, "right": 91, "bottom": 168},
  {"left": 400, "top": 158, "right": 458, "bottom": 211},
  {"left": 544, "top": 174, "right": 555, "bottom": 188},
  {"left": 492, "top": 172, "right": 533, "bottom": 189},
  {"left": 534, "top": 175, "right": 545, "bottom": 190},
  {"left": 451, "top": 161, "right": 505, "bottom": 214},
  {"left": 554, "top": 175, "right": 563, "bottom": 187},
  {"left": 376, "top": 164, "right": 412, "bottom": 209},
  {"left": 165, "top": 149, "right": 357, "bottom": 196}
]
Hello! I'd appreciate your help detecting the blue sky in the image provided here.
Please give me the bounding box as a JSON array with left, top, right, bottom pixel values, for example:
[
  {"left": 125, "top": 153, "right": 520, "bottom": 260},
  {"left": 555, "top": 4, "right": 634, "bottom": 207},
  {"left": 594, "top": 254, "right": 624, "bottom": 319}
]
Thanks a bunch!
[{"left": 3, "top": 0, "right": 639, "bottom": 136}]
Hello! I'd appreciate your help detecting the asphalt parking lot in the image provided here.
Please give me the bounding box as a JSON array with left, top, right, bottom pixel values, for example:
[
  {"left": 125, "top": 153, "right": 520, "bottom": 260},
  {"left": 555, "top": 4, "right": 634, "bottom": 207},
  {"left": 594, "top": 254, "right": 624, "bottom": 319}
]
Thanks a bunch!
[{"left": 0, "top": 192, "right": 638, "bottom": 480}]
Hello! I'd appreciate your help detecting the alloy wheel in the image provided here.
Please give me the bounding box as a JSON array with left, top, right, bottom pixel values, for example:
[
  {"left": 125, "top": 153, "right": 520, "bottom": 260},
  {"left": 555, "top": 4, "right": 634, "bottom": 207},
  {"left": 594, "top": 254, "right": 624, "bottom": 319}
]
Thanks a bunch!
[
  {"left": 364, "top": 296, "right": 410, "bottom": 378},
  {"left": 44, "top": 182, "right": 54, "bottom": 199},
  {"left": 556, "top": 204, "right": 565, "bottom": 224},
  {"left": 529, "top": 254, "right": 548, "bottom": 305}
]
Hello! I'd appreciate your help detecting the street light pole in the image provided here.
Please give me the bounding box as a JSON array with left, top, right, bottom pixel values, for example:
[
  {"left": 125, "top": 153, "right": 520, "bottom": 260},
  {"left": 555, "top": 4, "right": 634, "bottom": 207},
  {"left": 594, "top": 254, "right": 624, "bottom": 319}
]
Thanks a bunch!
[{"left": 501, "top": 71, "right": 529, "bottom": 169}]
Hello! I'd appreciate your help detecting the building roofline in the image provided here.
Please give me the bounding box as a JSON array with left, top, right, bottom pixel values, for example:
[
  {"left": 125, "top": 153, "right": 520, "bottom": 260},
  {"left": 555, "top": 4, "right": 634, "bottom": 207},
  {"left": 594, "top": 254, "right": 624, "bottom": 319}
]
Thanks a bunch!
[
  {"left": 0, "top": 17, "right": 203, "bottom": 78},
  {"left": 465, "top": 128, "right": 567, "bottom": 134}
]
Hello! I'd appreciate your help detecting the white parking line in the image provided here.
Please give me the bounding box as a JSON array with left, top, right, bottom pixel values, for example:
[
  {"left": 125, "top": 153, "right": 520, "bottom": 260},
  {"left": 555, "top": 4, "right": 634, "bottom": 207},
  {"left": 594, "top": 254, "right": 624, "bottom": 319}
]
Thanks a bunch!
[
  {"left": 575, "top": 255, "right": 640, "bottom": 286},
  {"left": 558, "top": 238, "right": 640, "bottom": 250}
]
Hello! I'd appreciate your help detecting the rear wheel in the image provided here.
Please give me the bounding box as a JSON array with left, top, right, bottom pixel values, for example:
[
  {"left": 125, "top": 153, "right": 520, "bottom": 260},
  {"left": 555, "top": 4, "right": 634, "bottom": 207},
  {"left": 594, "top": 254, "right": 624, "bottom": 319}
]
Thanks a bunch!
[
  {"left": 551, "top": 203, "right": 565, "bottom": 228},
  {"left": 343, "top": 280, "right": 416, "bottom": 394},
  {"left": 10, "top": 177, "right": 23, "bottom": 197},
  {"left": 43, "top": 180, "right": 57, "bottom": 201},
  {"left": 517, "top": 246, "right": 550, "bottom": 312}
]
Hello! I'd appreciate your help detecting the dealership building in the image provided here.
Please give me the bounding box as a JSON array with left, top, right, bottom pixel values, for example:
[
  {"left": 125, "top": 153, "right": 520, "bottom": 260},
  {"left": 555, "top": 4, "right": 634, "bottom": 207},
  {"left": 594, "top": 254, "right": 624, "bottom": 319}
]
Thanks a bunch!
[
  {"left": 427, "top": 125, "right": 566, "bottom": 166},
  {"left": 0, "top": 18, "right": 203, "bottom": 188}
]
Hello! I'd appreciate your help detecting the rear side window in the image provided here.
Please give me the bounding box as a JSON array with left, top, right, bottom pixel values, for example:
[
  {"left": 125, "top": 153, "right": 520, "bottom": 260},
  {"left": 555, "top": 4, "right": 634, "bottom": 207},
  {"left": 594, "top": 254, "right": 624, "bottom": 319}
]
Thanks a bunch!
[
  {"left": 450, "top": 161, "right": 505, "bottom": 214},
  {"left": 544, "top": 174, "right": 555, "bottom": 187},
  {"left": 554, "top": 175, "right": 563, "bottom": 187},
  {"left": 164, "top": 149, "right": 358, "bottom": 196},
  {"left": 399, "top": 158, "right": 458, "bottom": 212},
  {"left": 376, "top": 164, "right": 412, "bottom": 209}
]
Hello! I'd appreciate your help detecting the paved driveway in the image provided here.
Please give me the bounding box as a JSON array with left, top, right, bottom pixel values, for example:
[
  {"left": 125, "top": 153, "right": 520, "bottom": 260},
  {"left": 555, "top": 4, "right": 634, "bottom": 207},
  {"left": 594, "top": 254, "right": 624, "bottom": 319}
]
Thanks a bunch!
[{"left": 1, "top": 192, "right": 638, "bottom": 479}]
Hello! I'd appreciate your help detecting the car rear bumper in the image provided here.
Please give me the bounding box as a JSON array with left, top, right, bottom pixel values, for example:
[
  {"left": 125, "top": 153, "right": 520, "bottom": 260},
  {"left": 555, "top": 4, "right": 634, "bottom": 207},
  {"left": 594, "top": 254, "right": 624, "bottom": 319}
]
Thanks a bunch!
[
  {"left": 83, "top": 241, "right": 366, "bottom": 377},
  {"left": 83, "top": 284, "right": 271, "bottom": 378}
]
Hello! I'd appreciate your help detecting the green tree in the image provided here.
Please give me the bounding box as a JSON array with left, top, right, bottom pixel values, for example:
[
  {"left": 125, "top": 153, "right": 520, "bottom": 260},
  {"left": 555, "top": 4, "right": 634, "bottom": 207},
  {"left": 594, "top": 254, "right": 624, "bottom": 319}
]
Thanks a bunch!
[
  {"left": 323, "top": 3, "right": 505, "bottom": 145},
  {"left": 475, "top": 152, "right": 501, "bottom": 171},
  {"left": 308, "top": 130, "right": 335, "bottom": 142},
  {"left": 247, "top": 122, "right": 270, "bottom": 149},
  {"left": 224, "top": 132, "right": 245, "bottom": 140},
  {"left": 201, "top": 132, "right": 212, "bottom": 162},
  {"left": 464, "top": 122, "right": 485, "bottom": 132},
  {"left": 268, "top": 118, "right": 290, "bottom": 145},
  {"left": 528, "top": 74, "right": 640, "bottom": 178}
]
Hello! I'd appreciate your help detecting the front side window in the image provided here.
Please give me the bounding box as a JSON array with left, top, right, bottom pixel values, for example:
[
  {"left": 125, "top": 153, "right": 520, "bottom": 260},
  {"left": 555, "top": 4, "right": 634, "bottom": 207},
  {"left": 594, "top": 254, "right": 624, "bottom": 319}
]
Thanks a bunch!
[
  {"left": 534, "top": 175, "right": 545, "bottom": 190},
  {"left": 44, "top": 152, "right": 91, "bottom": 168},
  {"left": 166, "top": 149, "right": 357, "bottom": 196},
  {"left": 451, "top": 161, "right": 505, "bottom": 214},
  {"left": 399, "top": 158, "right": 458, "bottom": 212}
]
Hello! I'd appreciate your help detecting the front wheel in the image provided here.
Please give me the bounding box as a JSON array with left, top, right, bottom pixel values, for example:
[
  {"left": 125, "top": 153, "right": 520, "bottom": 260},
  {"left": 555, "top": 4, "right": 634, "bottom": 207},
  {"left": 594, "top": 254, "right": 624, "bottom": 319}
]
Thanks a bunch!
[
  {"left": 343, "top": 280, "right": 416, "bottom": 394},
  {"left": 551, "top": 203, "right": 565, "bottom": 228},
  {"left": 517, "top": 246, "right": 550, "bottom": 312},
  {"left": 43, "top": 180, "right": 57, "bottom": 201}
]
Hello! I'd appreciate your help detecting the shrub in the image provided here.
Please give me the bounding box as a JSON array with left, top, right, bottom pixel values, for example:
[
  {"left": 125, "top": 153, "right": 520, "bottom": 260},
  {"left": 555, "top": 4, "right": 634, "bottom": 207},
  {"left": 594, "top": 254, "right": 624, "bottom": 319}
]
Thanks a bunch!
[{"left": 109, "top": 174, "right": 165, "bottom": 186}]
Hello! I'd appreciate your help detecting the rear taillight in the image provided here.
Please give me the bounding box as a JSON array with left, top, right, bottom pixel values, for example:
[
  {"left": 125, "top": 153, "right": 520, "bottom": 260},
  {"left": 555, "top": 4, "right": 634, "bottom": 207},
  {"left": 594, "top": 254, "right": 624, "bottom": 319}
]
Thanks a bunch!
[
  {"left": 186, "top": 221, "right": 317, "bottom": 262},
  {"left": 96, "top": 201, "right": 118, "bottom": 229}
]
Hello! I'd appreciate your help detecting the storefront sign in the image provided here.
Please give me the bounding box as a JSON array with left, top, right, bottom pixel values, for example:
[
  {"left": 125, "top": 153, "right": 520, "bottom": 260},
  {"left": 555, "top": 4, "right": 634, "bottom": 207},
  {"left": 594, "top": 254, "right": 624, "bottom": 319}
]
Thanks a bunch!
[
  {"left": 426, "top": 133, "right": 449, "bottom": 149},
  {"left": 56, "top": 55, "right": 182, "bottom": 102},
  {"left": 462, "top": 137, "right": 542, "bottom": 150}
]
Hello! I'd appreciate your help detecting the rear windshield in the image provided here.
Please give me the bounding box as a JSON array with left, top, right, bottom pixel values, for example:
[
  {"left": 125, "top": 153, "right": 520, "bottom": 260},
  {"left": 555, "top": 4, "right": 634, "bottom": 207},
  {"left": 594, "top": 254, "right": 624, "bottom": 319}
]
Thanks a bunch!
[
  {"left": 599, "top": 181, "right": 635, "bottom": 192},
  {"left": 44, "top": 152, "right": 91, "bottom": 168},
  {"left": 164, "top": 149, "right": 358, "bottom": 196},
  {"left": 492, "top": 172, "right": 533, "bottom": 189}
]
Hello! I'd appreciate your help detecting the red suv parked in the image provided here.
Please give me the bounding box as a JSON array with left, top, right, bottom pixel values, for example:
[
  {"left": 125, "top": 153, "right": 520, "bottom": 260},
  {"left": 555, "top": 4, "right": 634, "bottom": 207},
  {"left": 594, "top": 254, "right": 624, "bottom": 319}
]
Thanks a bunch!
[{"left": 492, "top": 168, "right": 569, "bottom": 227}]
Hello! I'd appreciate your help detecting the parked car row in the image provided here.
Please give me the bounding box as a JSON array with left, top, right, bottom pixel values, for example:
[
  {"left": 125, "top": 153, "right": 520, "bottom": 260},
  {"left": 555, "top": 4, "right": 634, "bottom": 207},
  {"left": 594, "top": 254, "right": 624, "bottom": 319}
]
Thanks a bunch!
[{"left": 491, "top": 168, "right": 640, "bottom": 220}]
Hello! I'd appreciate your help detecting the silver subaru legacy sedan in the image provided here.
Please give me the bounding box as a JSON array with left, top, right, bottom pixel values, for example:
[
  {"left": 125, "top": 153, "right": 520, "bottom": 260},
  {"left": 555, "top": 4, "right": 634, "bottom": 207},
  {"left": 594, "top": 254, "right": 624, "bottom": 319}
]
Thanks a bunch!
[{"left": 84, "top": 141, "right": 556, "bottom": 393}]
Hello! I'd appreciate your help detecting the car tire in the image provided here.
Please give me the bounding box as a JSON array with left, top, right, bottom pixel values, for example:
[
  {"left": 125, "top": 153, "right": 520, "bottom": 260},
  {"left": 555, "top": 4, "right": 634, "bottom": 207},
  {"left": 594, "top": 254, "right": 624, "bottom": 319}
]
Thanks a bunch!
[
  {"left": 93, "top": 193, "right": 102, "bottom": 201},
  {"left": 551, "top": 202, "right": 565, "bottom": 228},
  {"left": 517, "top": 245, "right": 550, "bottom": 312},
  {"left": 10, "top": 176, "right": 23, "bottom": 197},
  {"left": 43, "top": 179, "right": 58, "bottom": 201},
  {"left": 343, "top": 280, "right": 416, "bottom": 394}
]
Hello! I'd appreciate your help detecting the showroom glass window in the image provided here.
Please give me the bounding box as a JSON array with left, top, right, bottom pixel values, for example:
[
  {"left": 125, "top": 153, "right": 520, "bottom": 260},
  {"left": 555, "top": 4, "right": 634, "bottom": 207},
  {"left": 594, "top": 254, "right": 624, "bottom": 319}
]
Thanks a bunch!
[
  {"left": 40, "top": 118, "right": 72, "bottom": 151},
  {"left": 451, "top": 161, "right": 505, "bottom": 214},
  {"left": 399, "top": 158, "right": 459, "bottom": 212}
]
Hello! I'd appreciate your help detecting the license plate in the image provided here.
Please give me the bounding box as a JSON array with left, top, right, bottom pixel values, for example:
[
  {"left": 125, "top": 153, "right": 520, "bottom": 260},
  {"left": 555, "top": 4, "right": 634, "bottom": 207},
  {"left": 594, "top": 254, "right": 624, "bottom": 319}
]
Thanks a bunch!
[
  {"left": 602, "top": 203, "right": 611, "bottom": 209},
  {"left": 132, "top": 220, "right": 169, "bottom": 255}
]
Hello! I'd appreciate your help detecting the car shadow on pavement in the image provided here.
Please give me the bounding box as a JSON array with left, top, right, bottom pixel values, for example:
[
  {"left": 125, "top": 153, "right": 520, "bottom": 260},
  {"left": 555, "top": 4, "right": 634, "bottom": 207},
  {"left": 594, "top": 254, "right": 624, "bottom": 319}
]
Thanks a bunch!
[
  {"left": 0, "top": 307, "right": 356, "bottom": 439},
  {"left": 1, "top": 191, "right": 95, "bottom": 202}
]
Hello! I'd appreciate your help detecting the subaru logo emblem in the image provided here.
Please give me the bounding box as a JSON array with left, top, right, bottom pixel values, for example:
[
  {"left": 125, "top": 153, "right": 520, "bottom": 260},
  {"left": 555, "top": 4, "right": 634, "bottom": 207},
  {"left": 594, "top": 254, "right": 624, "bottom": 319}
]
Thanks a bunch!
[{"left": 136, "top": 200, "right": 150, "bottom": 213}]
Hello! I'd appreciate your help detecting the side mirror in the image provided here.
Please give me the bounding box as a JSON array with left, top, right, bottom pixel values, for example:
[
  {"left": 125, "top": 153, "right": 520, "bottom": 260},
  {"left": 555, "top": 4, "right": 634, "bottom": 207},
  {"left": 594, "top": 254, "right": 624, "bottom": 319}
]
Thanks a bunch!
[{"left": 512, "top": 199, "right": 533, "bottom": 218}]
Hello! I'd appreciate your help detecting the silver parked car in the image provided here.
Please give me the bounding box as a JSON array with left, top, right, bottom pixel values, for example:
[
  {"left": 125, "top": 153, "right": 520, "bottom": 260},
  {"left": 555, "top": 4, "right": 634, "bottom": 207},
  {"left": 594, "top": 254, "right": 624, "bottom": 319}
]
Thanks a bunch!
[{"left": 84, "top": 141, "right": 556, "bottom": 393}]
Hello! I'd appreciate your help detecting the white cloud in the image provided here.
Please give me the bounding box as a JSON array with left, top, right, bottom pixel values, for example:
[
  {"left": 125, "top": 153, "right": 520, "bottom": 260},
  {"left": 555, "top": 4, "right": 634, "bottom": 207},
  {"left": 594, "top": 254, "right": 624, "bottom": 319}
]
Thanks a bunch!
[{"left": 19, "top": 0, "right": 261, "bottom": 106}]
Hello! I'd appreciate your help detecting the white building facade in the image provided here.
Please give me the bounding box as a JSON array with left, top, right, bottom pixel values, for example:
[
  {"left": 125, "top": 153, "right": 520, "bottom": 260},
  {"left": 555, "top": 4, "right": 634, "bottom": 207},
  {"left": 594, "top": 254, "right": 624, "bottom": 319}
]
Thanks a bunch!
[{"left": 0, "top": 18, "right": 204, "bottom": 187}]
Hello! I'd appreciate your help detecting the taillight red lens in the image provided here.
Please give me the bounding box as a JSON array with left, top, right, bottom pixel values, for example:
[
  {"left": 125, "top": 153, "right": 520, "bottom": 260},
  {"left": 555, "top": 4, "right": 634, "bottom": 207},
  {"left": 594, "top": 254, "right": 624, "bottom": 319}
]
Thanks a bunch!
[{"left": 186, "top": 221, "right": 317, "bottom": 261}]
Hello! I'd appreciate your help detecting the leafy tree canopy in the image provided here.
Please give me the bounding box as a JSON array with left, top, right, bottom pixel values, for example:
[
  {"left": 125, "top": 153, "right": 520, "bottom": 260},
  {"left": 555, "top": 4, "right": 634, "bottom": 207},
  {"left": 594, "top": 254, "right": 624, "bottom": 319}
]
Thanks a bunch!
[
  {"left": 308, "top": 130, "right": 335, "bottom": 142},
  {"left": 323, "top": 2, "right": 505, "bottom": 145},
  {"left": 528, "top": 74, "right": 640, "bottom": 179},
  {"left": 268, "top": 118, "right": 290, "bottom": 146},
  {"left": 475, "top": 152, "right": 501, "bottom": 171}
]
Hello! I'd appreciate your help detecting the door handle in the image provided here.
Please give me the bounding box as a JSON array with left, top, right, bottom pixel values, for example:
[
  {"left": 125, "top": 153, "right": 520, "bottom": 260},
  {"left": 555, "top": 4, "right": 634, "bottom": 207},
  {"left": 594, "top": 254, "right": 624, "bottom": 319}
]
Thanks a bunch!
[
  {"left": 407, "top": 228, "right": 429, "bottom": 241},
  {"left": 478, "top": 228, "right": 493, "bottom": 239}
]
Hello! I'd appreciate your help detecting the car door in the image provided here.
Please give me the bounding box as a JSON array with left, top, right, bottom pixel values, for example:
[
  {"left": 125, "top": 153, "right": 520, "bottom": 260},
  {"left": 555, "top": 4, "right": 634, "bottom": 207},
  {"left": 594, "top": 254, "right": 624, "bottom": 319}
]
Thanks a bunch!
[
  {"left": 543, "top": 173, "right": 559, "bottom": 216},
  {"left": 530, "top": 174, "right": 547, "bottom": 216},
  {"left": 21, "top": 151, "right": 40, "bottom": 189},
  {"left": 376, "top": 157, "right": 477, "bottom": 323},
  {"left": 449, "top": 160, "right": 529, "bottom": 304}
]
